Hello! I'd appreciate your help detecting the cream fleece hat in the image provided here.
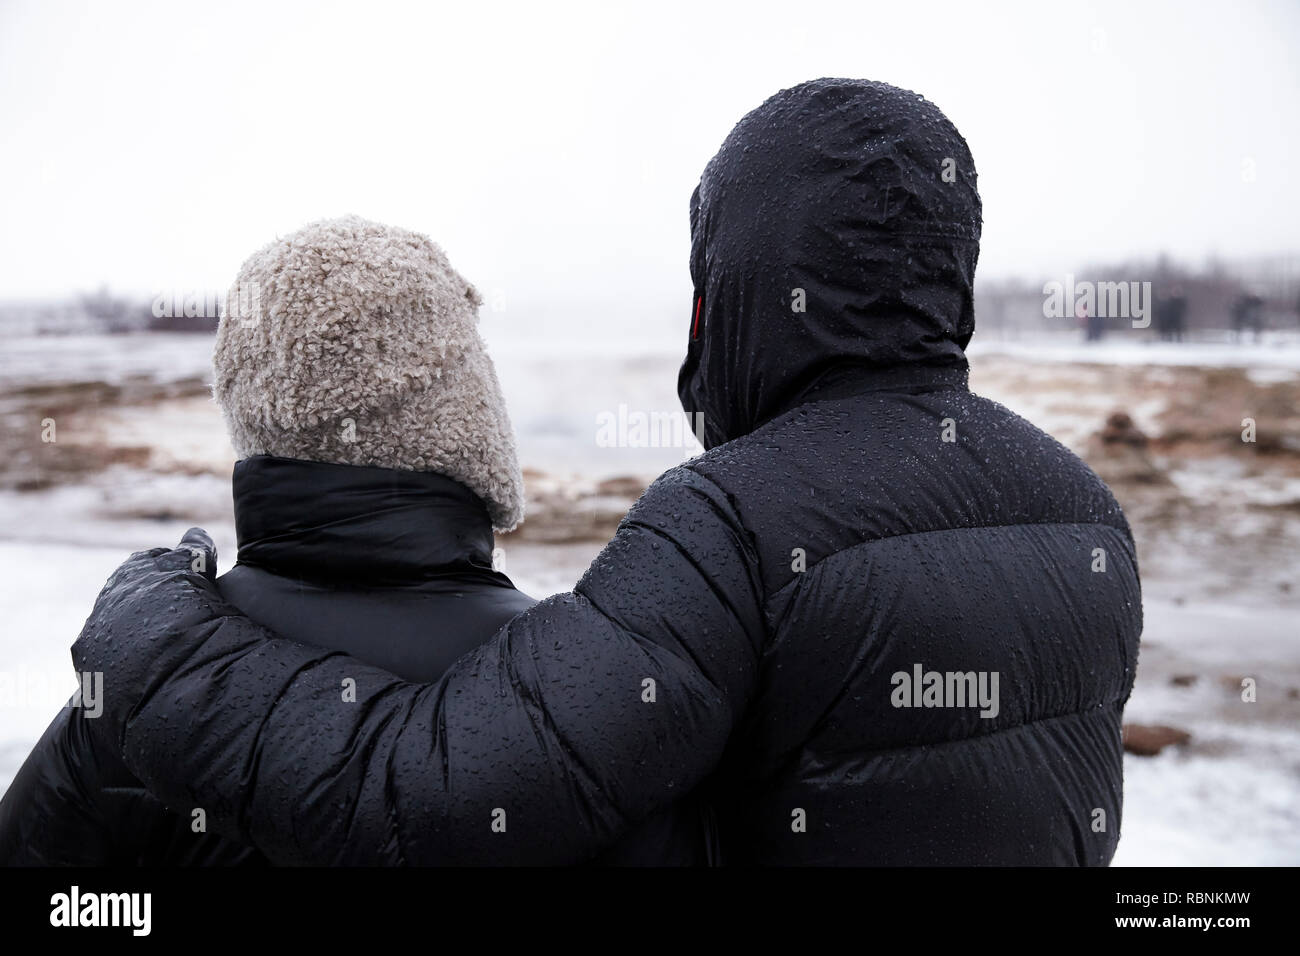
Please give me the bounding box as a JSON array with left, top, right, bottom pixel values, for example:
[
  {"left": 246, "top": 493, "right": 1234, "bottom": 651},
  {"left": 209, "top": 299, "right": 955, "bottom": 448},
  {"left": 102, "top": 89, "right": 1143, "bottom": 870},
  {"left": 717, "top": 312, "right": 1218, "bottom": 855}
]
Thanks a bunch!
[{"left": 214, "top": 215, "right": 525, "bottom": 532}]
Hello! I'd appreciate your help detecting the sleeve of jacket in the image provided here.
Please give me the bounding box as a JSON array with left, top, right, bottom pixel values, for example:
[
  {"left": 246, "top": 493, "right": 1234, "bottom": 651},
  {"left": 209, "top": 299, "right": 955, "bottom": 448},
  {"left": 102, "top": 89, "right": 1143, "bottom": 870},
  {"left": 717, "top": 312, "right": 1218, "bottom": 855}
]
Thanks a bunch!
[
  {"left": 73, "top": 465, "right": 766, "bottom": 865},
  {"left": 0, "top": 707, "right": 116, "bottom": 865}
]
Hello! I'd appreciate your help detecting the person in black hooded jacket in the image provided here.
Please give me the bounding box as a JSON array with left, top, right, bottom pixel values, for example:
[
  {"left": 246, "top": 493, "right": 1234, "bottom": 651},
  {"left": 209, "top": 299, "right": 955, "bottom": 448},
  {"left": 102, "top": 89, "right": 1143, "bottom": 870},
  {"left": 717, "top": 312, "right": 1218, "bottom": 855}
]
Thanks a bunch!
[
  {"left": 0, "top": 216, "right": 705, "bottom": 865},
  {"left": 70, "top": 79, "right": 1143, "bottom": 866}
]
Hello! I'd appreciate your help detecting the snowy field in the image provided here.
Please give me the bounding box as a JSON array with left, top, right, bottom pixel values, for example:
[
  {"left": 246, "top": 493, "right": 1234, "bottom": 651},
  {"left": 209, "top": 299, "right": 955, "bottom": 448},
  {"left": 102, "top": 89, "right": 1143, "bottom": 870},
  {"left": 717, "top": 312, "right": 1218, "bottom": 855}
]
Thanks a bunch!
[
  {"left": 1, "top": 330, "right": 1297, "bottom": 865},
  {"left": 968, "top": 329, "right": 1300, "bottom": 371}
]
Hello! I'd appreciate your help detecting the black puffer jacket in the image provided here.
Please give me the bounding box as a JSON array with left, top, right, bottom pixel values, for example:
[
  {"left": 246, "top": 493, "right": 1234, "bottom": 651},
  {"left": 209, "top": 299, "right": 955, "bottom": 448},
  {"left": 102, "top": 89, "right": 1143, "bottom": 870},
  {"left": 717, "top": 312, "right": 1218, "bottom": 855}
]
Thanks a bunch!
[
  {"left": 72, "top": 78, "right": 1142, "bottom": 866},
  {"left": 1, "top": 457, "right": 546, "bottom": 864}
]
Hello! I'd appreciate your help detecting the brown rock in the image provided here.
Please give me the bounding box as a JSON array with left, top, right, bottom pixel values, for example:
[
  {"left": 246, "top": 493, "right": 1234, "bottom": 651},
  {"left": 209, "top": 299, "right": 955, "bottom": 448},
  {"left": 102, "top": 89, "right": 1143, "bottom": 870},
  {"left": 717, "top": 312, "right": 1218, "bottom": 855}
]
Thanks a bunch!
[
  {"left": 594, "top": 476, "right": 646, "bottom": 498},
  {"left": 1086, "top": 410, "right": 1170, "bottom": 486},
  {"left": 1123, "top": 723, "right": 1191, "bottom": 756},
  {"left": 1097, "top": 411, "right": 1149, "bottom": 448}
]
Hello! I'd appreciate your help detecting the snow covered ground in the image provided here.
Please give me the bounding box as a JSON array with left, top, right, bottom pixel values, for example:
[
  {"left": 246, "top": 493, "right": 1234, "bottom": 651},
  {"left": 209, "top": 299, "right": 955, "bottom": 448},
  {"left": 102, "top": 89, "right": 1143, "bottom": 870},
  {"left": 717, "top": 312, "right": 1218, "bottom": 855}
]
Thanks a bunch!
[
  {"left": 0, "top": 541, "right": 122, "bottom": 780},
  {"left": 1, "top": 330, "right": 1297, "bottom": 865},
  {"left": 968, "top": 330, "right": 1300, "bottom": 371},
  {"left": 1112, "top": 599, "right": 1300, "bottom": 865}
]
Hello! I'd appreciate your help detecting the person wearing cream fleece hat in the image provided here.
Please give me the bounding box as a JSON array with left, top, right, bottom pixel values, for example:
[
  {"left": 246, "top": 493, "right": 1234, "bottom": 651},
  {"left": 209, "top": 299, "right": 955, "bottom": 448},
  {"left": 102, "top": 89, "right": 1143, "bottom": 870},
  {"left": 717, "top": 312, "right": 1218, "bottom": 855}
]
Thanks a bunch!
[
  {"left": 214, "top": 214, "right": 525, "bottom": 532},
  {"left": 0, "top": 215, "right": 552, "bottom": 865}
]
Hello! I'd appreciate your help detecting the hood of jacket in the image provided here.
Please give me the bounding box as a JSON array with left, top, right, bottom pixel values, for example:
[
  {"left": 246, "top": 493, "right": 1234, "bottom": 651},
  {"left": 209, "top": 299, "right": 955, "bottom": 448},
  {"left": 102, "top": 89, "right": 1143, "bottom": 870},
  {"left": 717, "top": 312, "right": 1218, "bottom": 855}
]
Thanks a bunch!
[
  {"left": 232, "top": 455, "right": 509, "bottom": 588},
  {"left": 677, "top": 78, "right": 983, "bottom": 449}
]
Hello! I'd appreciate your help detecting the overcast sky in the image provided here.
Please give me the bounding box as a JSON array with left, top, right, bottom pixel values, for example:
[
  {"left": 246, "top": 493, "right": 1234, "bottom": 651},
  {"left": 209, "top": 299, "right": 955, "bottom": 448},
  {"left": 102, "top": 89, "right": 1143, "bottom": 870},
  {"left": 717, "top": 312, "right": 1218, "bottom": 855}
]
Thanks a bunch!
[{"left": 1, "top": 0, "right": 1297, "bottom": 326}]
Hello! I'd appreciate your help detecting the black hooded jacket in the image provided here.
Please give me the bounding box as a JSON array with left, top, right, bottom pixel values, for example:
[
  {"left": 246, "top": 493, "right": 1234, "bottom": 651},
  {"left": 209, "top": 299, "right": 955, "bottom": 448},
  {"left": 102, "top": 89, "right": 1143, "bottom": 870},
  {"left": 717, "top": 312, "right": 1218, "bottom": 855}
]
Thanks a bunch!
[{"left": 70, "top": 79, "right": 1143, "bottom": 865}]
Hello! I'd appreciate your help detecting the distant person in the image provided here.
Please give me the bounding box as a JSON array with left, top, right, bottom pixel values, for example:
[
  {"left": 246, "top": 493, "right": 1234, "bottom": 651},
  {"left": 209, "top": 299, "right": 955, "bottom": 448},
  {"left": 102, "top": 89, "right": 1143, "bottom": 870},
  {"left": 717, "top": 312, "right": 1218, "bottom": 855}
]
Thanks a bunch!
[
  {"left": 73, "top": 80, "right": 1143, "bottom": 866},
  {"left": 1081, "top": 303, "right": 1105, "bottom": 342},
  {"left": 0, "top": 216, "right": 699, "bottom": 865},
  {"left": 1155, "top": 286, "right": 1187, "bottom": 342},
  {"left": 1231, "top": 293, "right": 1264, "bottom": 342}
]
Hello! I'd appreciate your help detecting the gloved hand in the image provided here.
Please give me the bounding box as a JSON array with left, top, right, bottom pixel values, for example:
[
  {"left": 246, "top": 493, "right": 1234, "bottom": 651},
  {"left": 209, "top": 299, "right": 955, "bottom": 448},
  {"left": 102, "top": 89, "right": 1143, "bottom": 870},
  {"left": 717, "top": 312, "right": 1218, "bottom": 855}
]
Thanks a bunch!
[{"left": 72, "top": 527, "right": 222, "bottom": 749}]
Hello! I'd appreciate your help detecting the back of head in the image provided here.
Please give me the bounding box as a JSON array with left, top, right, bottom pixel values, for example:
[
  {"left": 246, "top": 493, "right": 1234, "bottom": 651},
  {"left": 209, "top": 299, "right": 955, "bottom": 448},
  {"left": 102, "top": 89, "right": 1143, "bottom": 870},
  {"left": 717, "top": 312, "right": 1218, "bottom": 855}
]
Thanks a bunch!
[
  {"left": 678, "top": 78, "right": 983, "bottom": 448},
  {"left": 214, "top": 215, "right": 524, "bottom": 531}
]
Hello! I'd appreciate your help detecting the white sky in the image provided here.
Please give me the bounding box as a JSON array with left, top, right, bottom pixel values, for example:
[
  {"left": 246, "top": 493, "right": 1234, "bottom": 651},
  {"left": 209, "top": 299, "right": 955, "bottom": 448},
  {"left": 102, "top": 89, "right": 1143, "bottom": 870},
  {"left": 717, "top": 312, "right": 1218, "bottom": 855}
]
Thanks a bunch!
[{"left": 1, "top": 0, "right": 1297, "bottom": 325}]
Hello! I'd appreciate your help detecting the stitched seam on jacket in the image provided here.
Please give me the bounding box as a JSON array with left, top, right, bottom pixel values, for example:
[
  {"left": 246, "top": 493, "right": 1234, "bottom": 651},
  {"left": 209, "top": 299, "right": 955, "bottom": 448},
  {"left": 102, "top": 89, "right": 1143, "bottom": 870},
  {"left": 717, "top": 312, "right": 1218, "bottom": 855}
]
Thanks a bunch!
[
  {"left": 678, "top": 464, "right": 773, "bottom": 651},
  {"left": 577, "top": 529, "right": 731, "bottom": 702},
  {"left": 503, "top": 603, "right": 632, "bottom": 847},
  {"left": 799, "top": 699, "right": 1126, "bottom": 763},
  {"left": 767, "top": 519, "right": 1135, "bottom": 602}
]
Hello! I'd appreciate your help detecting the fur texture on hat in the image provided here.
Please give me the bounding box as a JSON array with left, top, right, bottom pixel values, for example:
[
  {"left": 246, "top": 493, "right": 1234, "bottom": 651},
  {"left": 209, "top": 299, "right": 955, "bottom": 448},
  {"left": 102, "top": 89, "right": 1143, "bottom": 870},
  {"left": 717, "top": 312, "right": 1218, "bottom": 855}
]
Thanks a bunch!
[{"left": 214, "top": 215, "right": 525, "bottom": 532}]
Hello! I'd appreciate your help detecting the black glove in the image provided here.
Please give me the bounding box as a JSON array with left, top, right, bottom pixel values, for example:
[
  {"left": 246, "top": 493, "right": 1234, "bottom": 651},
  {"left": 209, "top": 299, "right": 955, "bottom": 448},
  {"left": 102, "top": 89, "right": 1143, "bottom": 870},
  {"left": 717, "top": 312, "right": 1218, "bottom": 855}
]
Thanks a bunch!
[{"left": 72, "top": 527, "right": 222, "bottom": 749}]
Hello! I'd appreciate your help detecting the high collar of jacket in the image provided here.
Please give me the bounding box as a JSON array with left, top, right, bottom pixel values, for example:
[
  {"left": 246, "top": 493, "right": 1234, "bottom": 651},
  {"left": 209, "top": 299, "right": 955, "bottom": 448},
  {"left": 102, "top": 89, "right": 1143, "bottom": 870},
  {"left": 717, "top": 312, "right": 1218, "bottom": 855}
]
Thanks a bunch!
[
  {"left": 677, "top": 78, "right": 982, "bottom": 448},
  {"left": 232, "top": 455, "right": 499, "bottom": 586}
]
